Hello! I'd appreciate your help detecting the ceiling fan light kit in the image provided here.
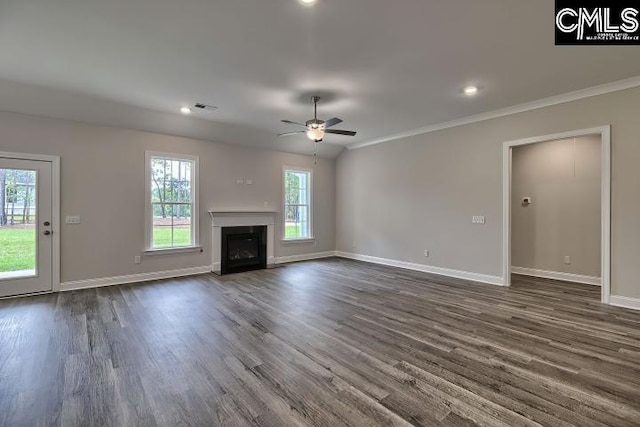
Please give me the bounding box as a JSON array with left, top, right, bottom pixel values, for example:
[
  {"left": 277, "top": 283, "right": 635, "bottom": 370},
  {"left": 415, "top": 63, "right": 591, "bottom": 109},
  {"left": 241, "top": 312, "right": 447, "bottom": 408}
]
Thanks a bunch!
[{"left": 306, "top": 127, "right": 325, "bottom": 141}]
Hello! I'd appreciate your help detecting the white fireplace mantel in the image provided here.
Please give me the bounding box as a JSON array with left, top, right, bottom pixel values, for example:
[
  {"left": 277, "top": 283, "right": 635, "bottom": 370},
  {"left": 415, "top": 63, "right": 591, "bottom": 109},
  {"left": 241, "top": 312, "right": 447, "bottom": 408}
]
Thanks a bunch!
[{"left": 209, "top": 210, "right": 278, "bottom": 273}]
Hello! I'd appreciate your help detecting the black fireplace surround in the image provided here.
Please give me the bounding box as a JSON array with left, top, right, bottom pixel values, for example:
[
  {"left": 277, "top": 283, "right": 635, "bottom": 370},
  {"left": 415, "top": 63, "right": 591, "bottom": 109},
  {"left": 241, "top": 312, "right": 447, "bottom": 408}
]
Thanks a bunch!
[{"left": 221, "top": 226, "right": 267, "bottom": 275}]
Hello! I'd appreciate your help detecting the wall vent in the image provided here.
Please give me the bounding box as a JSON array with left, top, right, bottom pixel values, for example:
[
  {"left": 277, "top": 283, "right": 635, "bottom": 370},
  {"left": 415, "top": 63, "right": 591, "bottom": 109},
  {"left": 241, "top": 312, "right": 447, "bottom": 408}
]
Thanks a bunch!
[{"left": 194, "top": 103, "right": 218, "bottom": 111}]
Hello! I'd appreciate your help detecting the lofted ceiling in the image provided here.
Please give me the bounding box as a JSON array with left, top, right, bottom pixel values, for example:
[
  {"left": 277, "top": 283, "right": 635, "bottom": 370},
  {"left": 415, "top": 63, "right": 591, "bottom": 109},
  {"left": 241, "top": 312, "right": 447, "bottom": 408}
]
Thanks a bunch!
[{"left": 1, "top": 0, "right": 639, "bottom": 158}]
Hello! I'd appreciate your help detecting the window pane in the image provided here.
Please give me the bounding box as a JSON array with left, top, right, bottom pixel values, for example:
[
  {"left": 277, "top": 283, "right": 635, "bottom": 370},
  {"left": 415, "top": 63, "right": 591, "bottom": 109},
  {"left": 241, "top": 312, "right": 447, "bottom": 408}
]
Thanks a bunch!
[
  {"left": 173, "top": 214, "right": 192, "bottom": 247},
  {"left": 152, "top": 203, "right": 193, "bottom": 248},
  {"left": 297, "top": 172, "right": 308, "bottom": 190},
  {"left": 298, "top": 207, "right": 309, "bottom": 237},
  {"left": 152, "top": 204, "right": 174, "bottom": 248},
  {"left": 0, "top": 168, "right": 37, "bottom": 279},
  {"left": 151, "top": 158, "right": 168, "bottom": 203},
  {"left": 170, "top": 160, "right": 192, "bottom": 204},
  {"left": 285, "top": 171, "right": 301, "bottom": 205},
  {"left": 285, "top": 186, "right": 300, "bottom": 205},
  {"left": 151, "top": 157, "right": 193, "bottom": 205},
  {"left": 285, "top": 221, "right": 302, "bottom": 239}
]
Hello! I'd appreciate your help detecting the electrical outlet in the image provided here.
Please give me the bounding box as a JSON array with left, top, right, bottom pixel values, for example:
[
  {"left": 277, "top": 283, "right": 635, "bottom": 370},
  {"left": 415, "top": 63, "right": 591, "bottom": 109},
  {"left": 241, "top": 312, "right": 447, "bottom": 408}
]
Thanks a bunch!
[
  {"left": 424, "top": 250, "right": 430, "bottom": 258},
  {"left": 236, "top": 179, "right": 244, "bottom": 184},
  {"left": 564, "top": 256, "right": 571, "bottom": 265},
  {"left": 246, "top": 179, "right": 253, "bottom": 185},
  {"left": 134, "top": 256, "right": 141, "bottom": 264},
  {"left": 352, "top": 240, "right": 357, "bottom": 249}
]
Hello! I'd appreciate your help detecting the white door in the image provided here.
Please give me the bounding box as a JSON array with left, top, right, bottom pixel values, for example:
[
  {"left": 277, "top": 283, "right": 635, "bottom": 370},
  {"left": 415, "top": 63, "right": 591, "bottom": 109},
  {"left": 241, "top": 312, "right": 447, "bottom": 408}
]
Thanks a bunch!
[{"left": 0, "top": 157, "right": 53, "bottom": 297}]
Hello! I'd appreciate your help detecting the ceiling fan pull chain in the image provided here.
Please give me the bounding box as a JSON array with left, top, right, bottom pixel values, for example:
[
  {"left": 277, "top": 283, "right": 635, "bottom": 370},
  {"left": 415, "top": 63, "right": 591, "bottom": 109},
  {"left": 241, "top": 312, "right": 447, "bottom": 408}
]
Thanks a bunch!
[{"left": 314, "top": 141, "right": 318, "bottom": 165}]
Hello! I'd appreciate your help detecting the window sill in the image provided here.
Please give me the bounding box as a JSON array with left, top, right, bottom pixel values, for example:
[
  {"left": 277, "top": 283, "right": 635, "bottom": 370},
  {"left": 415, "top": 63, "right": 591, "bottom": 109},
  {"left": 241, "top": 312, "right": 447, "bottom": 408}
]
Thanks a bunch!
[
  {"left": 143, "top": 246, "right": 203, "bottom": 256},
  {"left": 281, "top": 238, "right": 316, "bottom": 244}
]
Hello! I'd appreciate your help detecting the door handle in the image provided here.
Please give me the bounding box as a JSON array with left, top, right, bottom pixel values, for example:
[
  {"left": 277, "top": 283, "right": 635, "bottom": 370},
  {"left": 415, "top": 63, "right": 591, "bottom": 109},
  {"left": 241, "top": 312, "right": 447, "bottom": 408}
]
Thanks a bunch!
[{"left": 43, "top": 230, "right": 52, "bottom": 235}]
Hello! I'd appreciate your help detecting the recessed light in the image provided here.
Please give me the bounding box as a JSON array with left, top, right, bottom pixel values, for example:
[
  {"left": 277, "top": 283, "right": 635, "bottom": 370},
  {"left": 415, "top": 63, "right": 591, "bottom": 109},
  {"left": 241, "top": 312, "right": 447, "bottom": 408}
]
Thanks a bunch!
[
  {"left": 180, "top": 107, "right": 192, "bottom": 115},
  {"left": 464, "top": 86, "right": 479, "bottom": 96},
  {"left": 299, "top": 0, "right": 317, "bottom": 5}
]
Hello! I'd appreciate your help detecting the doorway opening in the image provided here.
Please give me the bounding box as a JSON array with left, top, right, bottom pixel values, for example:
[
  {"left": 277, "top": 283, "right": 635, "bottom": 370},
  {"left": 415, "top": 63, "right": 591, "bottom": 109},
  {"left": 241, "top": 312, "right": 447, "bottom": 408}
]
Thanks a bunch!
[{"left": 502, "top": 127, "right": 611, "bottom": 304}]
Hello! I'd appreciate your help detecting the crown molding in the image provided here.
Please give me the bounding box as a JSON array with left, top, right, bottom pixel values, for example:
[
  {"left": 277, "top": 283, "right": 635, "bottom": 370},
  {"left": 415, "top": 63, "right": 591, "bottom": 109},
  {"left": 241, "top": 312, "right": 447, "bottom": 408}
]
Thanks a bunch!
[{"left": 348, "top": 76, "right": 640, "bottom": 150}]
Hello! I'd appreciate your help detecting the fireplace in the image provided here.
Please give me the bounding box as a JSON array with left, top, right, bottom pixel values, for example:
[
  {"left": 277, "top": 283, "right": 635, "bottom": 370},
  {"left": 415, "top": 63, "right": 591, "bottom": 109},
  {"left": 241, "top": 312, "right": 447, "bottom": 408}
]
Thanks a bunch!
[
  {"left": 209, "top": 210, "right": 276, "bottom": 275},
  {"left": 221, "top": 226, "right": 267, "bottom": 275}
]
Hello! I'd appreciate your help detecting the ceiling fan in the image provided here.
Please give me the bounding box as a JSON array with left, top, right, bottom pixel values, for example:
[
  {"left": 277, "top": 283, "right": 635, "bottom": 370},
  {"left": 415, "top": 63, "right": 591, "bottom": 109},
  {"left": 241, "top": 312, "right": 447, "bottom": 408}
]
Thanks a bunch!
[{"left": 278, "top": 96, "right": 357, "bottom": 142}]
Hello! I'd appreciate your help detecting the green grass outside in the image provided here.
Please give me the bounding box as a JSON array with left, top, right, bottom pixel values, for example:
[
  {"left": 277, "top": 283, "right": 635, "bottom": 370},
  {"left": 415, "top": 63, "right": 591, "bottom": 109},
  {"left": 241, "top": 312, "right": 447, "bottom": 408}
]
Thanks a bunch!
[
  {"left": 285, "top": 224, "right": 309, "bottom": 239},
  {"left": 152, "top": 227, "right": 192, "bottom": 248},
  {"left": 0, "top": 228, "right": 36, "bottom": 273}
]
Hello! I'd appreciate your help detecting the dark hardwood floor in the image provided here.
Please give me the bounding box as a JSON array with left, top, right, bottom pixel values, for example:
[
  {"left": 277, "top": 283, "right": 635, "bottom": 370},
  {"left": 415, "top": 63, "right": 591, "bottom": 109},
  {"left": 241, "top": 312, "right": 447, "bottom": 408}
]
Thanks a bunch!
[{"left": 1, "top": 258, "right": 640, "bottom": 426}]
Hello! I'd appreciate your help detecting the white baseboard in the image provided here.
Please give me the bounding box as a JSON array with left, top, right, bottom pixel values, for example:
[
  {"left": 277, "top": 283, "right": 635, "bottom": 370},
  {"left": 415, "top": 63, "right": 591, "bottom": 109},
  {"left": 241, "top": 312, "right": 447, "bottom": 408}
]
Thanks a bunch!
[
  {"left": 275, "top": 251, "right": 337, "bottom": 264},
  {"left": 609, "top": 295, "right": 640, "bottom": 311},
  {"left": 335, "top": 251, "right": 505, "bottom": 287},
  {"left": 511, "top": 267, "right": 601, "bottom": 286},
  {"left": 60, "top": 266, "right": 213, "bottom": 291}
]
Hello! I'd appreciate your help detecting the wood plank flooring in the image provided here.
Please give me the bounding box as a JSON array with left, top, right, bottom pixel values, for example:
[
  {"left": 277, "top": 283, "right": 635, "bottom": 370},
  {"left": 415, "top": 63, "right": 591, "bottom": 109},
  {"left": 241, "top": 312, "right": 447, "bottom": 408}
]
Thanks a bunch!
[{"left": 1, "top": 258, "right": 640, "bottom": 426}]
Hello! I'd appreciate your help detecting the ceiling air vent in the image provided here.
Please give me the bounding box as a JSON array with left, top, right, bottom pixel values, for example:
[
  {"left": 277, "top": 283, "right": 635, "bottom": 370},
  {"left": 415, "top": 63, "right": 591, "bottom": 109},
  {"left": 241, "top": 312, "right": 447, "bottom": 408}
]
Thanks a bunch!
[{"left": 194, "top": 103, "right": 218, "bottom": 112}]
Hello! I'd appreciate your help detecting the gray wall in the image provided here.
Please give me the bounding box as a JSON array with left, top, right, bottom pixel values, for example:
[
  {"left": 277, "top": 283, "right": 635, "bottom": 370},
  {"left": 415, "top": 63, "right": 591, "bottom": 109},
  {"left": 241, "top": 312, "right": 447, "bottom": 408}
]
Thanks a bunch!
[
  {"left": 0, "top": 111, "right": 335, "bottom": 283},
  {"left": 336, "top": 86, "right": 640, "bottom": 299},
  {"left": 511, "top": 136, "right": 601, "bottom": 278}
]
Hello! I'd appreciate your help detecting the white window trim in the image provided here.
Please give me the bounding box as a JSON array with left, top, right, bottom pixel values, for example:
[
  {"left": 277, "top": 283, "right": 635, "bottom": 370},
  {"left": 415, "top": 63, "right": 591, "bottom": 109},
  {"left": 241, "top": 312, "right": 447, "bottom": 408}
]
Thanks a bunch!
[
  {"left": 282, "top": 166, "right": 314, "bottom": 242},
  {"left": 144, "top": 151, "right": 200, "bottom": 254}
]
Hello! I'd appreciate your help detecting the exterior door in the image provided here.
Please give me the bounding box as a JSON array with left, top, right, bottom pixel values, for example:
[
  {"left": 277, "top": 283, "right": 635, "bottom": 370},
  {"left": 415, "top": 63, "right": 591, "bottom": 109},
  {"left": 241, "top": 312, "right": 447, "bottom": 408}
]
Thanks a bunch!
[{"left": 0, "top": 157, "right": 53, "bottom": 297}]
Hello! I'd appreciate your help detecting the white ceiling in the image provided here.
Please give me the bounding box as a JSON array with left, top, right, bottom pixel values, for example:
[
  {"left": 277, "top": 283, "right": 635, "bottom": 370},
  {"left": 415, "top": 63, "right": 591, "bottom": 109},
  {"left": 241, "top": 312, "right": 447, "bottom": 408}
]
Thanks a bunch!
[{"left": 1, "top": 0, "right": 639, "bottom": 158}]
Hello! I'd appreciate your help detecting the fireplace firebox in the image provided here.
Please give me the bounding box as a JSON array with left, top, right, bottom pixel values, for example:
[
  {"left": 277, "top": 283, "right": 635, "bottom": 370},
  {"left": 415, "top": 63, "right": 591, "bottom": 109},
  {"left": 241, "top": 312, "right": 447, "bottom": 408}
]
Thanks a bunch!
[{"left": 221, "top": 226, "right": 267, "bottom": 275}]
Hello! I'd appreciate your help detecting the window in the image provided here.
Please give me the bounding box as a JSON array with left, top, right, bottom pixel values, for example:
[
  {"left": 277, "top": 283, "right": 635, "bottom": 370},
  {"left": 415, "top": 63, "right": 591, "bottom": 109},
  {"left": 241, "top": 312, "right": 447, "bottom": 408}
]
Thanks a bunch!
[
  {"left": 283, "top": 168, "right": 312, "bottom": 240},
  {"left": 146, "top": 152, "right": 199, "bottom": 251}
]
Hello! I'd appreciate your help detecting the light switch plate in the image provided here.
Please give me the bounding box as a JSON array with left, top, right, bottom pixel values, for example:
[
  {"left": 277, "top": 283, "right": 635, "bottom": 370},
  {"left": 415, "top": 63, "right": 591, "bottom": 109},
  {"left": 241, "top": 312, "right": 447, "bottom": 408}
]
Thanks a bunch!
[
  {"left": 65, "top": 216, "right": 81, "bottom": 225},
  {"left": 472, "top": 216, "right": 486, "bottom": 224}
]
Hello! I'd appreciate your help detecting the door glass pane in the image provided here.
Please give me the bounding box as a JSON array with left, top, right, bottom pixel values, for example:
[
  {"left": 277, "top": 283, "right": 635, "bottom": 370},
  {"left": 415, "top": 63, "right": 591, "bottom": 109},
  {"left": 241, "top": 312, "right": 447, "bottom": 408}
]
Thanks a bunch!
[{"left": 0, "top": 169, "right": 37, "bottom": 279}]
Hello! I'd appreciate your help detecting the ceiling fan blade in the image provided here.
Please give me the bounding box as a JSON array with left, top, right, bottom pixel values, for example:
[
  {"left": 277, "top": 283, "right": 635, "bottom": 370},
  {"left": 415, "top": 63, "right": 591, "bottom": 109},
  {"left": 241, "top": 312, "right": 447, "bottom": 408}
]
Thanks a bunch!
[
  {"left": 281, "top": 120, "right": 306, "bottom": 127},
  {"left": 323, "top": 117, "right": 343, "bottom": 128},
  {"left": 325, "top": 129, "right": 357, "bottom": 136},
  {"left": 278, "top": 131, "right": 305, "bottom": 137}
]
